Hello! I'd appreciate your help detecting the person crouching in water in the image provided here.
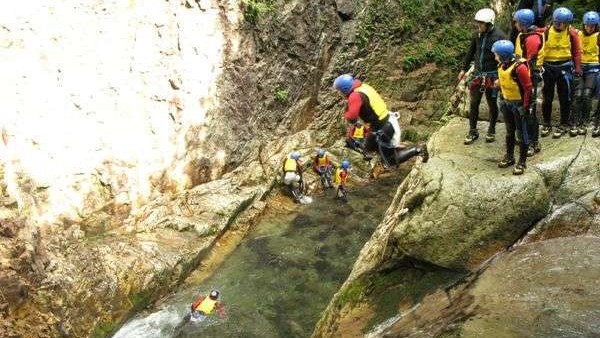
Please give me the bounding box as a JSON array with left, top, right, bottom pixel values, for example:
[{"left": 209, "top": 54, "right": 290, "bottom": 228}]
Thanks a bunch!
[
  {"left": 492, "top": 40, "right": 533, "bottom": 175},
  {"left": 190, "top": 289, "right": 226, "bottom": 321},
  {"left": 282, "top": 152, "right": 304, "bottom": 202},
  {"left": 334, "top": 160, "right": 350, "bottom": 203},
  {"left": 333, "top": 74, "right": 428, "bottom": 169}
]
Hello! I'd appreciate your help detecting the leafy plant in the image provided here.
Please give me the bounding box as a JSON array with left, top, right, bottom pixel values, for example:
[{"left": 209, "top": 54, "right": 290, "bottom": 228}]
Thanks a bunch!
[
  {"left": 242, "top": 0, "right": 274, "bottom": 23},
  {"left": 274, "top": 88, "right": 289, "bottom": 102}
]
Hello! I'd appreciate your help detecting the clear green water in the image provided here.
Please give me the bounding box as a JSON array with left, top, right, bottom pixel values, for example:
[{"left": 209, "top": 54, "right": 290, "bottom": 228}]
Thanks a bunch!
[{"left": 113, "top": 174, "right": 403, "bottom": 338}]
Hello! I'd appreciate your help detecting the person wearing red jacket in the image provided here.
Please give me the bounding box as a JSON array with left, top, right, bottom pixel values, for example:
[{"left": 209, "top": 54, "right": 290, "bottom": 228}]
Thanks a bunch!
[
  {"left": 333, "top": 74, "right": 428, "bottom": 169},
  {"left": 493, "top": 40, "right": 533, "bottom": 175},
  {"left": 513, "top": 9, "right": 544, "bottom": 156},
  {"left": 540, "top": 7, "right": 582, "bottom": 139},
  {"left": 345, "top": 120, "right": 372, "bottom": 160},
  {"left": 190, "top": 289, "right": 226, "bottom": 321},
  {"left": 572, "top": 11, "right": 600, "bottom": 137}
]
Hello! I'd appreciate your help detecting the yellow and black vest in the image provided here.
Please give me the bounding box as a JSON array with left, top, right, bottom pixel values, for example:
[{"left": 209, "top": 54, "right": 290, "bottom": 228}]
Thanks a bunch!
[
  {"left": 283, "top": 158, "right": 297, "bottom": 172},
  {"left": 195, "top": 298, "right": 217, "bottom": 314},
  {"left": 515, "top": 30, "right": 545, "bottom": 69},
  {"left": 579, "top": 30, "right": 599, "bottom": 64},
  {"left": 334, "top": 168, "right": 348, "bottom": 185},
  {"left": 317, "top": 155, "right": 329, "bottom": 167},
  {"left": 544, "top": 26, "right": 574, "bottom": 62},
  {"left": 498, "top": 58, "right": 528, "bottom": 101},
  {"left": 355, "top": 83, "right": 388, "bottom": 125},
  {"left": 352, "top": 126, "right": 365, "bottom": 139}
]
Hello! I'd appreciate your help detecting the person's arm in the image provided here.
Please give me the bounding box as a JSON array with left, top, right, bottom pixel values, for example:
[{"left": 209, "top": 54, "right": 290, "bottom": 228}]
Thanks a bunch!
[
  {"left": 516, "top": 63, "right": 533, "bottom": 110},
  {"left": 569, "top": 27, "right": 582, "bottom": 74},
  {"left": 524, "top": 34, "right": 542, "bottom": 67},
  {"left": 346, "top": 125, "right": 355, "bottom": 138},
  {"left": 343, "top": 92, "right": 362, "bottom": 122},
  {"left": 459, "top": 35, "right": 477, "bottom": 80},
  {"left": 215, "top": 302, "right": 226, "bottom": 318}
]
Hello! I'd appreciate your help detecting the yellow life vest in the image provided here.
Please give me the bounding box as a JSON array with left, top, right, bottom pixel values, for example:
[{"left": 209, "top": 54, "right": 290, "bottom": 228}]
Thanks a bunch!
[
  {"left": 498, "top": 59, "right": 527, "bottom": 101},
  {"left": 544, "top": 26, "right": 573, "bottom": 62},
  {"left": 334, "top": 168, "right": 347, "bottom": 185},
  {"left": 195, "top": 298, "right": 217, "bottom": 314},
  {"left": 579, "top": 31, "right": 599, "bottom": 64},
  {"left": 355, "top": 84, "right": 388, "bottom": 121},
  {"left": 317, "top": 155, "right": 329, "bottom": 166},
  {"left": 514, "top": 31, "right": 545, "bottom": 69},
  {"left": 283, "top": 158, "right": 297, "bottom": 172},
  {"left": 352, "top": 126, "right": 365, "bottom": 139}
]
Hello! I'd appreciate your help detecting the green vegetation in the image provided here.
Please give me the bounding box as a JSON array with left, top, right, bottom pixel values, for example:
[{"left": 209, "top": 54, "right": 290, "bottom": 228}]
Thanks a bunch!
[
  {"left": 91, "top": 321, "right": 116, "bottom": 338},
  {"left": 274, "top": 88, "right": 289, "bottom": 102},
  {"left": 355, "top": 0, "right": 488, "bottom": 72},
  {"left": 242, "top": 0, "right": 274, "bottom": 23}
]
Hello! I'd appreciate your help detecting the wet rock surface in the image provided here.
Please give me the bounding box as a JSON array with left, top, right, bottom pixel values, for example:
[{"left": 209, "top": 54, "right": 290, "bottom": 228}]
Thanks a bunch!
[
  {"left": 373, "top": 236, "right": 600, "bottom": 338},
  {"left": 314, "top": 117, "right": 600, "bottom": 337}
]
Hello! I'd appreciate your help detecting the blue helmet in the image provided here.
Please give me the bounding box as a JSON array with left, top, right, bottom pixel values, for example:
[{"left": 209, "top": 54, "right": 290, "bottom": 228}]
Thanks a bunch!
[
  {"left": 333, "top": 74, "right": 355, "bottom": 95},
  {"left": 290, "top": 152, "right": 300, "bottom": 160},
  {"left": 355, "top": 120, "right": 362, "bottom": 126},
  {"left": 491, "top": 40, "right": 515, "bottom": 62},
  {"left": 513, "top": 9, "right": 535, "bottom": 27},
  {"left": 583, "top": 11, "right": 600, "bottom": 26},
  {"left": 341, "top": 160, "right": 350, "bottom": 169},
  {"left": 317, "top": 148, "right": 325, "bottom": 157},
  {"left": 553, "top": 7, "right": 573, "bottom": 24}
]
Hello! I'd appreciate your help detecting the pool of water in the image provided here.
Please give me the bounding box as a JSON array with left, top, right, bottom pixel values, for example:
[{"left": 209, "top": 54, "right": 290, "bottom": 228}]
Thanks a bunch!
[{"left": 113, "top": 173, "right": 404, "bottom": 338}]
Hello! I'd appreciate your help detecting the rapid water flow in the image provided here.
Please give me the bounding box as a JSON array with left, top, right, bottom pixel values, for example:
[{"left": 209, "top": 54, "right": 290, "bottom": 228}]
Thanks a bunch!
[{"left": 113, "top": 174, "right": 403, "bottom": 338}]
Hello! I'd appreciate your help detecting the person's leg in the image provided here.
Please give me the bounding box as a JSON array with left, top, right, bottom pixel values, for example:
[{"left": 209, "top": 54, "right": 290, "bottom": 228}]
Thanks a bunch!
[
  {"left": 554, "top": 68, "right": 572, "bottom": 138},
  {"left": 593, "top": 101, "right": 600, "bottom": 137},
  {"left": 527, "top": 72, "right": 542, "bottom": 156},
  {"left": 484, "top": 89, "right": 499, "bottom": 142},
  {"left": 541, "top": 67, "right": 557, "bottom": 136},
  {"left": 570, "top": 73, "right": 585, "bottom": 136},
  {"left": 579, "top": 73, "right": 596, "bottom": 134},
  {"left": 465, "top": 87, "right": 484, "bottom": 144},
  {"left": 514, "top": 107, "right": 528, "bottom": 175},
  {"left": 499, "top": 102, "right": 516, "bottom": 167}
]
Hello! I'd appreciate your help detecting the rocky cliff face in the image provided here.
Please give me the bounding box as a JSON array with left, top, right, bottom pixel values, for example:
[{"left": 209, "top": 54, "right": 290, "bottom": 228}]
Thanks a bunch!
[
  {"left": 313, "top": 118, "right": 600, "bottom": 337},
  {"left": 1, "top": 0, "right": 344, "bottom": 336}
]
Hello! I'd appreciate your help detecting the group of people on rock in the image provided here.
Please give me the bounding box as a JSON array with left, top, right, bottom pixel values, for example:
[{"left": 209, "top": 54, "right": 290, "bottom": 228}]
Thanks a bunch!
[
  {"left": 462, "top": 6, "right": 600, "bottom": 175},
  {"left": 281, "top": 4, "right": 600, "bottom": 203}
]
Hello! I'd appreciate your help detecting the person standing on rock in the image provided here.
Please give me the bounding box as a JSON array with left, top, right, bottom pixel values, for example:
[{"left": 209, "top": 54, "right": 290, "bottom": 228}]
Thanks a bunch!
[
  {"left": 539, "top": 7, "right": 582, "bottom": 139},
  {"left": 509, "top": 0, "right": 554, "bottom": 42},
  {"left": 333, "top": 74, "right": 428, "bottom": 169},
  {"left": 312, "top": 148, "right": 333, "bottom": 188},
  {"left": 493, "top": 40, "right": 533, "bottom": 175},
  {"left": 513, "top": 8, "right": 544, "bottom": 156},
  {"left": 458, "top": 8, "right": 507, "bottom": 145},
  {"left": 571, "top": 11, "right": 600, "bottom": 137}
]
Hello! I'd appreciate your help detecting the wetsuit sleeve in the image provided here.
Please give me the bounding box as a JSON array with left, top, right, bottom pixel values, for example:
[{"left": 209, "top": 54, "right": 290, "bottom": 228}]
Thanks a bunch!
[
  {"left": 462, "top": 35, "right": 477, "bottom": 72},
  {"left": 516, "top": 64, "right": 533, "bottom": 109},
  {"left": 524, "top": 34, "right": 542, "bottom": 66},
  {"left": 344, "top": 92, "right": 362, "bottom": 122},
  {"left": 568, "top": 27, "right": 582, "bottom": 74},
  {"left": 347, "top": 125, "right": 355, "bottom": 138}
]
